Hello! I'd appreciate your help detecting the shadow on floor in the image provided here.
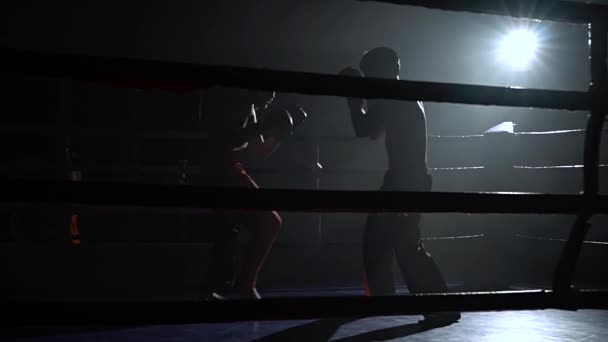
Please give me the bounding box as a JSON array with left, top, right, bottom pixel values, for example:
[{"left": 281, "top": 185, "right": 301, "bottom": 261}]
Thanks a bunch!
[
  {"left": 252, "top": 317, "right": 452, "bottom": 342},
  {"left": 333, "top": 322, "right": 435, "bottom": 342},
  {"left": 252, "top": 318, "right": 356, "bottom": 342}
]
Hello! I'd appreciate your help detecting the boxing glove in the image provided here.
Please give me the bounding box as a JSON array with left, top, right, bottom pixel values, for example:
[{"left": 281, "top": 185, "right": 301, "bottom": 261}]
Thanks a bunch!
[{"left": 263, "top": 106, "right": 308, "bottom": 139}]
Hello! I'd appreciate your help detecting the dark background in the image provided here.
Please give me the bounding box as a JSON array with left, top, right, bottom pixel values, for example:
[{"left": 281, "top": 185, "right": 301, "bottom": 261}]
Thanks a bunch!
[{"left": 0, "top": 0, "right": 607, "bottom": 300}]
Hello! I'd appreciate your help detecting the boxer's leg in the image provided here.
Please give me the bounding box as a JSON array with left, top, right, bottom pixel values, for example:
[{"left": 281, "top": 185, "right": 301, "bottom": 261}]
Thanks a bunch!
[
  {"left": 232, "top": 165, "right": 282, "bottom": 299},
  {"left": 234, "top": 210, "right": 282, "bottom": 298},
  {"left": 394, "top": 213, "right": 460, "bottom": 325},
  {"left": 201, "top": 163, "right": 247, "bottom": 300},
  {"left": 363, "top": 213, "right": 397, "bottom": 296},
  {"left": 201, "top": 212, "right": 240, "bottom": 300},
  {"left": 394, "top": 214, "right": 447, "bottom": 293}
]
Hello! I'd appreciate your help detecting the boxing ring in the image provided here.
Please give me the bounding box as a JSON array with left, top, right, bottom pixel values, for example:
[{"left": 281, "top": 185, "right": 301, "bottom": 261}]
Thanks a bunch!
[{"left": 1, "top": 0, "right": 608, "bottom": 331}]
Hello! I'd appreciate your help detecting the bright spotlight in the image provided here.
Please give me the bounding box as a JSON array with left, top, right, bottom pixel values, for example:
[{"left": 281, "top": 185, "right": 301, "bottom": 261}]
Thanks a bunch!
[{"left": 497, "top": 29, "right": 538, "bottom": 70}]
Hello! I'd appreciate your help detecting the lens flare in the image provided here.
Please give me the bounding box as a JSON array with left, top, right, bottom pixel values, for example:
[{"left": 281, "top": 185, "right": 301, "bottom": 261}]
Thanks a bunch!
[{"left": 497, "top": 29, "right": 538, "bottom": 70}]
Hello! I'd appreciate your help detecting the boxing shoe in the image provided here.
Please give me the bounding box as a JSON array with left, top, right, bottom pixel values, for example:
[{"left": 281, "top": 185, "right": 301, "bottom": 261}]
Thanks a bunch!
[
  {"left": 238, "top": 287, "right": 262, "bottom": 300},
  {"left": 202, "top": 291, "right": 228, "bottom": 301},
  {"left": 201, "top": 281, "right": 233, "bottom": 301},
  {"left": 201, "top": 288, "right": 262, "bottom": 301}
]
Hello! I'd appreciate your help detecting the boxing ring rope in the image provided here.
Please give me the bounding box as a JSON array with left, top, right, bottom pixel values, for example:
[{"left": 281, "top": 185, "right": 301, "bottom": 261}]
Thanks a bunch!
[
  {"left": 1, "top": 0, "right": 607, "bottom": 325},
  {"left": 516, "top": 234, "right": 608, "bottom": 247},
  {"left": 361, "top": 0, "right": 608, "bottom": 24},
  {"left": 2, "top": 179, "right": 608, "bottom": 214},
  {"left": 0, "top": 124, "right": 599, "bottom": 140},
  {"left": 4, "top": 48, "right": 589, "bottom": 110}
]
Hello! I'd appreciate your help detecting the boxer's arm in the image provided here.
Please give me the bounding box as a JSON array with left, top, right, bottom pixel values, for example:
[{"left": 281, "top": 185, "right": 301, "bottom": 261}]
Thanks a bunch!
[
  {"left": 361, "top": 106, "right": 387, "bottom": 140},
  {"left": 339, "top": 67, "right": 377, "bottom": 138},
  {"left": 230, "top": 129, "right": 280, "bottom": 161},
  {"left": 231, "top": 106, "right": 280, "bottom": 160},
  {"left": 247, "top": 136, "right": 281, "bottom": 161},
  {"left": 242, "top": 104, "right": 282, "bottom": 160},
  {"left": 348, "top": 101, "right": 373, "bottom": 138},
  {"left": 231, "top": 106, "right": 307, "bottom": 159},
  {"left": 346, "top": 93, "right": 387, "bottom": 139}
]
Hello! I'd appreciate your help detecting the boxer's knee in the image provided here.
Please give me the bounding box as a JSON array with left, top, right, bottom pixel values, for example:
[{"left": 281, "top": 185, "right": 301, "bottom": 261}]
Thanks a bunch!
[
  {"left": 253, "top": 211, "right": 282, "bottom": 238},
  {"left": 266, "top": 211, "right": 282, "bottom": 236}
]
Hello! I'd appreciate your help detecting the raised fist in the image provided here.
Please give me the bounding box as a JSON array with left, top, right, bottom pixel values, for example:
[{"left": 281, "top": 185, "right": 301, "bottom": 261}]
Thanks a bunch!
[
  {"left": 339, "top": 67, "right": 364, "bottom": 108},
  {"left": 263, "top": 105, "right": 308, "bottom": 139},
  {"left": 285, "top": 105, "right": 308, "bottom": 129},
  {"left": 262, "top": 108, "right": 294, "bottom": 139}
]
